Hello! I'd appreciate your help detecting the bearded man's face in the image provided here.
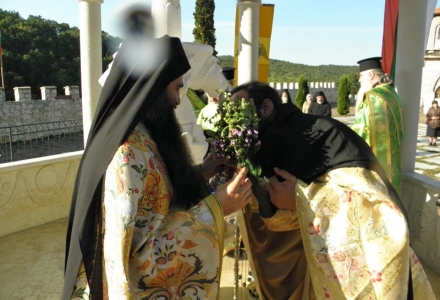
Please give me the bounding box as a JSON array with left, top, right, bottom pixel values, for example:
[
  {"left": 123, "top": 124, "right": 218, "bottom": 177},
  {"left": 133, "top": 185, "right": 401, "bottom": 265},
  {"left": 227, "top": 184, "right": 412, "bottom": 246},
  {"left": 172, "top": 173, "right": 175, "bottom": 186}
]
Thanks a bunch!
[
  {"left": 358, "top": 70, "right": 374, "bottom": 91},
  {"left": 141, "top": 76, "right": 204, "bottom": 209},
  {"left": 356, "top": 70, "right": 374, "bottom": 105}
]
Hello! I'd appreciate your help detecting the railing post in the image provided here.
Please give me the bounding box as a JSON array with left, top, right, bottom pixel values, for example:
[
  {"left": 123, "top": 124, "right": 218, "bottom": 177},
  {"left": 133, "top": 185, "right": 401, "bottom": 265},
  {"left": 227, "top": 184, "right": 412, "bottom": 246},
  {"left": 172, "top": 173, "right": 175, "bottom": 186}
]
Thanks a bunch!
[{"left": 8, "top": 128, "right": 13, "bottom": 162}]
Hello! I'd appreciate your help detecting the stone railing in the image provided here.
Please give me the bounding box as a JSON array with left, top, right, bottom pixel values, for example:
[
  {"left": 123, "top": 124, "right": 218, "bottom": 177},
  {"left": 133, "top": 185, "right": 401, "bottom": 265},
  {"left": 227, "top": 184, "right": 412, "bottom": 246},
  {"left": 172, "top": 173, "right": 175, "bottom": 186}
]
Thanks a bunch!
[
  {"left": 402, "top": 172, "right": 440, "bottom": 275},
  {"left": 0, "top": 151, "right": 82, "bottom": 237},
  {"left": 0, "top": 86, "right": 82, "bottom": 128},
  {"left": 0, "top": 120, "right": 84, "bottom": 163},
  {"left": 269, "top": 82, "right": 354, "bottom": 104}
]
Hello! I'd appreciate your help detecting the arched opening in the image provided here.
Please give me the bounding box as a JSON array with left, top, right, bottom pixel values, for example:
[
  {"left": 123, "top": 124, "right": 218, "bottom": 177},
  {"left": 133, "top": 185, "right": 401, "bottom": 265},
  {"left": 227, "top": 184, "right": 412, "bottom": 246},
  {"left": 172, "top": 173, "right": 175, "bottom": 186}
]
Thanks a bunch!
[
  {"left": 435, "top": 25, "right": 440, "bottom": 49},
  {"left": 436, "top": 86, "right": 440, "bottom": 99}
]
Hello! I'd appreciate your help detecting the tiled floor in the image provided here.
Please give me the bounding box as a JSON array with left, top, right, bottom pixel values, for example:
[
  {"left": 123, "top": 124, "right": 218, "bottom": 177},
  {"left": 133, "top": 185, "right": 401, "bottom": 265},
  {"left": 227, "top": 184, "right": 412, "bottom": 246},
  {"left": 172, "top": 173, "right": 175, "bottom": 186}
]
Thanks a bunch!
[{"left": 0, "top": 217, "right": 439, "bottom": 299}]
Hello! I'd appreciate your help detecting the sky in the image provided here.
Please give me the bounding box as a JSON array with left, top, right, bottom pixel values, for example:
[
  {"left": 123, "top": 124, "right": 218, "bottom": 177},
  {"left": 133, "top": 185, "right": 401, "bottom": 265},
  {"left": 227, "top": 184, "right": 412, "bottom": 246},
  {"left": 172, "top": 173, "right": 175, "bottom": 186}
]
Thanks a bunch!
[{"left": 1, "top": 0, "right": 440, "bottom": 66}]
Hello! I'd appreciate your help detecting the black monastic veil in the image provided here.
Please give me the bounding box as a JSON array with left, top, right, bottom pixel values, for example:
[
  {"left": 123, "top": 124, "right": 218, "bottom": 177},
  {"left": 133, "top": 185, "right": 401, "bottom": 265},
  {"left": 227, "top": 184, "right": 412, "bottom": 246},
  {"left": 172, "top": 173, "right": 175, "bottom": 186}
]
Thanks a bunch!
[{"left": 62, "top": 36, "right": 190, "bottom": 299}]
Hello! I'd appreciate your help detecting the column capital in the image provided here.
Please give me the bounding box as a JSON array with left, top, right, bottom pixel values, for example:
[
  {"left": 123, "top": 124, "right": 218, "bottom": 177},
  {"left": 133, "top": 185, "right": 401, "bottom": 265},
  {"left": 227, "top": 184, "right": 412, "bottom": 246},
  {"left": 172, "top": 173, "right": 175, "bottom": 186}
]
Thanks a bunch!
[
  {"left": 77, "top": 0, "right": 103, "bottom": 4},
  {"left": 237, "top": 0, "right": 262, "bottom": 6}
]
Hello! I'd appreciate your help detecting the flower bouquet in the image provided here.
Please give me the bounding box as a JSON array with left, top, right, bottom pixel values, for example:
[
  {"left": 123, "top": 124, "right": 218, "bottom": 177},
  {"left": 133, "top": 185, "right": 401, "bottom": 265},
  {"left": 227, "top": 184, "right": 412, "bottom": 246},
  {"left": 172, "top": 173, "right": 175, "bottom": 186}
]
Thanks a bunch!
[
  {"left": 205, "top": 92, "right": 261, "bottom": 188},
  {"left": 436, "top": 197, "right": 440, "bottom": 217}
]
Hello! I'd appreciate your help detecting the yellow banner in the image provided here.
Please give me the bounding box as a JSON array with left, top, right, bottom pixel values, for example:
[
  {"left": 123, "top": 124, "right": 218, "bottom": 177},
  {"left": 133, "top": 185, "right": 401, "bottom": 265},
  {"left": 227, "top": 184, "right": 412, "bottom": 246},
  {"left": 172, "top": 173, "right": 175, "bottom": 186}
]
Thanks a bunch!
[{"left": 233, "top": 4, "right": 275, "bottom": 83}]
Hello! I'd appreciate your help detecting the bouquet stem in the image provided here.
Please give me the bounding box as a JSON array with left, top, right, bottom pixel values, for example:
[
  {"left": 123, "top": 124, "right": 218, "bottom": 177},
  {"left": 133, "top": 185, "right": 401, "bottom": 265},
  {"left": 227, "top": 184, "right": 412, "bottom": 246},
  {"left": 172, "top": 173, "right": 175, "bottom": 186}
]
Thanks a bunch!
[{"left": 208, "top": 167, "right": 228, "bottom": 190}]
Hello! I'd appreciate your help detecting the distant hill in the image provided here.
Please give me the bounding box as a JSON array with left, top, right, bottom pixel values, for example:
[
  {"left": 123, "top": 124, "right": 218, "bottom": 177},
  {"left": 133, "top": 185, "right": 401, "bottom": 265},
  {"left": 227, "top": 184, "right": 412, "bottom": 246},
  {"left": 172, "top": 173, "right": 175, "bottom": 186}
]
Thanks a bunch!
[{"left": 217, "top": 55, "right": 358, "bottom": 83}]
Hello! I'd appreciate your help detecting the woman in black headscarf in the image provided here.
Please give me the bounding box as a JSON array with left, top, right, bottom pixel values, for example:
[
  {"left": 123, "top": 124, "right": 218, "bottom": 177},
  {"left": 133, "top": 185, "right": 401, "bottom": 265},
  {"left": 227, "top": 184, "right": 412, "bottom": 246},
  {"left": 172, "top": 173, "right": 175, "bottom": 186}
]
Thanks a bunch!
[{"left": 63, "top": 36, "right": 252, "bottom": 300}]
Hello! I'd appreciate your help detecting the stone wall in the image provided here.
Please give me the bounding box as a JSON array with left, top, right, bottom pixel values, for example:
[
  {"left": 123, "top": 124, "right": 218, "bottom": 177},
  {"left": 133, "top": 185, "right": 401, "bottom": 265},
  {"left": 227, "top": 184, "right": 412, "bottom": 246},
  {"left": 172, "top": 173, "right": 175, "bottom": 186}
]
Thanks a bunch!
[
  {"left": 269, "top": 82, "right": 354, "bottom": 104},
  {"left": 0, "top": 86, "right": 82, "bottom": 127},
  {"left": 0, "top": 83, "right": 343, "bottom": 128}
]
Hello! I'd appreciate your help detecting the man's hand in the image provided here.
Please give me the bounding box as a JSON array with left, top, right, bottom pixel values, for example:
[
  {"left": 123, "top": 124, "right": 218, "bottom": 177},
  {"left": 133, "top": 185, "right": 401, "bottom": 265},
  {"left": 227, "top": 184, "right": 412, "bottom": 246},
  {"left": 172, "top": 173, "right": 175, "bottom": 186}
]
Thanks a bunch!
[
  {"left": 199, "top": 152, "right": 235, "bottom": 180},
  {"left": 216, "top": 167, "right": 252, "bottom": 216},
  {"left": 267, "top": 167, "right": 297, "bottom": 210}
]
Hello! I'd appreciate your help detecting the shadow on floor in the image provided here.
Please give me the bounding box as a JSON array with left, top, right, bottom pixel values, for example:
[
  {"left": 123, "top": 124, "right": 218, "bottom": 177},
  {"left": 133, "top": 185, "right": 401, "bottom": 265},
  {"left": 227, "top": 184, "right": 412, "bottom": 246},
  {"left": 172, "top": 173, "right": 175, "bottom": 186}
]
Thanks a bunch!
[{"left": 0, "top": 218, "right": 439, "bottom": 299}]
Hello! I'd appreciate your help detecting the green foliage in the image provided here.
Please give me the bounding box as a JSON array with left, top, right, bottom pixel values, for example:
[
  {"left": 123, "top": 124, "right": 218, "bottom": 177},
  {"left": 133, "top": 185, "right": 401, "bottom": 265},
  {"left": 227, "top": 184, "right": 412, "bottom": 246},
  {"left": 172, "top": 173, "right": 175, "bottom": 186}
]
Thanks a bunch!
[
  {"left": 102, "top": 31, "right": 123, "bottom": 70},
  {"left": 348, "top": 72, "right": 360, "bottom": 95},
  {"left": 218, "top": 56, "right": 234, "bottom": 68},
  {"left": 295, "top": 75, "right": 309, "bottom": 108},
  {"left": 217, "top": 55, "right": 358, "bottom": 83},
  {"left": 0, "top": 9, "right": 122, "bottom": 100},
  {"left": 193, "top": 0, "right": 217, "bottom": 56},
  {"left": 337, "top": 75, "right": 351, "bottom": 115}
]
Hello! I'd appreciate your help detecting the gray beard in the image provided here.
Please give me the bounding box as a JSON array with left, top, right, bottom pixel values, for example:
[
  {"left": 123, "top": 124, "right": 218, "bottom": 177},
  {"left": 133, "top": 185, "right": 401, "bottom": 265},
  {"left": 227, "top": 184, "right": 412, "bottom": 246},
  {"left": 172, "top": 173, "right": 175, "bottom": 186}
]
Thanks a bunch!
[
  {"left": 356, "top": 86, "right": 369, "bottom": 111},
  {"left": 356, "top": 81, "right": 375, "bottom": 110}
]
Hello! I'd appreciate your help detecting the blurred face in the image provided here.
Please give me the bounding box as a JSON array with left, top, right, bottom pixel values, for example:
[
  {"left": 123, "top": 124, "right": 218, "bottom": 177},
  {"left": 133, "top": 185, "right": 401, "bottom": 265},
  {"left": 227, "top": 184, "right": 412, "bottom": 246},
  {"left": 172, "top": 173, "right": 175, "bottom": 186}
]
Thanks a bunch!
[
  {"left": 167, "top": 76, "right": 184, "bottom": 109},
  {"left": 358, "top": 70, "right": 374, "bottom": 91},
  {"left": 434, "top": 102, "right": 438, "bottom": 108},
  {"left": 281, "top": 91, "right": 289, "bottom": 103},
  {"left": 317, "top": 95, "right": 324, "bottom": 104}
]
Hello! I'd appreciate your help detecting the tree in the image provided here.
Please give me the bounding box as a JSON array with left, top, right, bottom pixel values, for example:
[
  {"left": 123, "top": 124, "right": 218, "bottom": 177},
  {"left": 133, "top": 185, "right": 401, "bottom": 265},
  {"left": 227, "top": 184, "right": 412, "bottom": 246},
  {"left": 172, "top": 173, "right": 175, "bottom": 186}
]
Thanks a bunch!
[
  {"left": 0, "top": 9, "right": 122, "bottom": 99},
  {"left": 348, "top": 72, "right": 360, "bottom": 95},
  {"left": 193, "top": 0, "right": 217, "bottom": 55},
  {"left": 295, "top": 75, "right": 309, "bottom": 108},
  {"left": 337, "top": 75, "right": 351, "bottom": 115}
]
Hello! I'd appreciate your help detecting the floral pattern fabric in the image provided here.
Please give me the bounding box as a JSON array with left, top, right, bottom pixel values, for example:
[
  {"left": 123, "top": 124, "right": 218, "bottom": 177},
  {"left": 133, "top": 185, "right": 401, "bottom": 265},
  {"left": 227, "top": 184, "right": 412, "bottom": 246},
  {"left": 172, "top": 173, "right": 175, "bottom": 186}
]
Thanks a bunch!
[
  {"left": 71, "top": 128, "right": 224, "bottom": 300},
  {"left": 295, "top": 167, "right": 435, "bottom": 300}
]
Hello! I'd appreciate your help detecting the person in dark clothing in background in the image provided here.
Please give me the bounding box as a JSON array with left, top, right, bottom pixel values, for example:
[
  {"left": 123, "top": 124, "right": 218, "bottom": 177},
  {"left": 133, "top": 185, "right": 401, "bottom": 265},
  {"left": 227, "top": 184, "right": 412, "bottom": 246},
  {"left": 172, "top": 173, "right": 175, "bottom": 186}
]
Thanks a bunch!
[
  {"left": 280, "top": 89, "right": 293, "bottom": 104},
  {"left": 308, "top": 91, "right": 331, "bottom": 117}
]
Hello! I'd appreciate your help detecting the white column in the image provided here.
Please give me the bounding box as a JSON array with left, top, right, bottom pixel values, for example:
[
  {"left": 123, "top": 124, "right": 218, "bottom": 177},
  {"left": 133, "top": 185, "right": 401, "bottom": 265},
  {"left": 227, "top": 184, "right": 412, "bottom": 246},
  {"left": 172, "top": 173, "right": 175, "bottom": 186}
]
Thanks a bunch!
[
  {"left": 236, "top": 0, "right": 261, "bottom": 85},
  {"left": 78, "top": 0, "right": 103, "bottom": 144},
  {"left": 394, "top": 0, "right": 429, "bottom": 172},
  {"left": 151, "top": 0, "right": 182, "bottom": 39}
]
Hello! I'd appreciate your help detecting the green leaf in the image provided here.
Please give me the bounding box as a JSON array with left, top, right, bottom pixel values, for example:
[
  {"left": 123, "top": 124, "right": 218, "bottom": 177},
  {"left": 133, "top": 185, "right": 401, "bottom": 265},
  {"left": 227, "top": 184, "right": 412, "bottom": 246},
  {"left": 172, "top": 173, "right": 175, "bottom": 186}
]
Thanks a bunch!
[{"left": 131, "top": 165, "right": 141, "bottom": 173}]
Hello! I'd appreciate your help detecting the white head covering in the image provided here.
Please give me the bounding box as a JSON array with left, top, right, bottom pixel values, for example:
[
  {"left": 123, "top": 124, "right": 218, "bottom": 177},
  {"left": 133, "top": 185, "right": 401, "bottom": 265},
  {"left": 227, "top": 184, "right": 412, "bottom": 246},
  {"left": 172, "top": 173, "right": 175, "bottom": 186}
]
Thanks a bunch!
[
  {"left": 181, "top": 42, "right": 227, "bottom": 97},
  {"left": 176, "top": 42, "right": 228, "bottom": 163}
]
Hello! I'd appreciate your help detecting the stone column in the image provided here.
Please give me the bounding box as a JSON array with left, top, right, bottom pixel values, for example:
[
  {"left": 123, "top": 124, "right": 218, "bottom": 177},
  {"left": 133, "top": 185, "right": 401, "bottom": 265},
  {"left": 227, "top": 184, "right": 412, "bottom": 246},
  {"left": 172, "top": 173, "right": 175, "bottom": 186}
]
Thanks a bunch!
[
  {"left": 78, "top": 0, "right": 103, "bottom": 144},
  {"left": 394, "top": 0, "right": 430, "bottom": 173},
  {"left": 0, "top": 87, "right": 4, "bottom": 101},
  {"left": 236, "top": 0, "right": 262, "bottom": 85},
  {"left": 64, "top": 86, "right": 80, "bottom": 100},
  {"left": 151, "top": 0, "right": 182, "bottom": 39},
  {"left": 13, "top": 87, "right": 32, "bottom": 102},
  {"left": 40, "top": 86, "right": 57, "bottom": 100}
]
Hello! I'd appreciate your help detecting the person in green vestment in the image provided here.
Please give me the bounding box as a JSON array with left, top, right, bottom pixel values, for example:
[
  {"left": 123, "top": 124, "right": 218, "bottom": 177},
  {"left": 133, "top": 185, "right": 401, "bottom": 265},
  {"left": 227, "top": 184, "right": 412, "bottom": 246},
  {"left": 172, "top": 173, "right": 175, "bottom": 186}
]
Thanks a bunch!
[{"left": 351, "top": 57, "right": 403, "bottom": 195}]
